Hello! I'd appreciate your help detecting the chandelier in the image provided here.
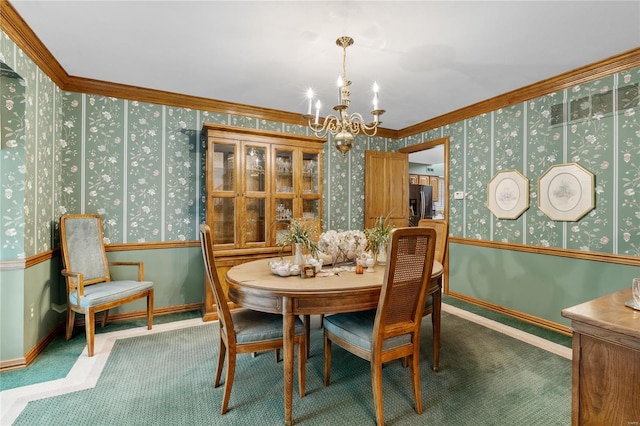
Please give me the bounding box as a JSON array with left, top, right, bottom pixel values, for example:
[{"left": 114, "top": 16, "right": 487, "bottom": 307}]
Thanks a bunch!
[{"left": 302, "top": 36, "right": 385, "bottom": 155}]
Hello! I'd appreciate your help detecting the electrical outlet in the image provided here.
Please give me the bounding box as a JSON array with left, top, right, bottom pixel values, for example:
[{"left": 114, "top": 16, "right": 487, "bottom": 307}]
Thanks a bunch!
[{"left": 29, "top": 303, "right": 34, "bottom": 320}]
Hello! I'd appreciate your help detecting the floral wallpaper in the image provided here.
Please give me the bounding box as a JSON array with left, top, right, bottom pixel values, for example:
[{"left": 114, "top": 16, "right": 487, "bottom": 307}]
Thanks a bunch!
[
  {"left": 401, "top": 69, "right": 640, "bottom": 255},
  {"left": 492, "top": 104, "right": 525, "bottom": 244},
  {"left": 618, "top": 73, "right": 640, "bottom": 256},
  {"left": 323, "top": 133, "right": 393, "bottom": 233},
  {"left": 1, "top": 27, "right": 640, "bottom": 262},
  {"left": 0, "top": 57, "right": 25, "bottom": 258},
  {"left": 526, "top": 92, "right": 564, "bottom": 247}
]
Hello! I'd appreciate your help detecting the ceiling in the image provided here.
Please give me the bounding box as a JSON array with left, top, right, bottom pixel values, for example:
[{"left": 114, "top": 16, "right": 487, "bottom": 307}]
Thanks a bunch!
[
  {"left": 8, "top": 1, "right": 640, "bottom": 131},
  {"left": 409, "top": 145, "right": 444, "bottom": 165}
]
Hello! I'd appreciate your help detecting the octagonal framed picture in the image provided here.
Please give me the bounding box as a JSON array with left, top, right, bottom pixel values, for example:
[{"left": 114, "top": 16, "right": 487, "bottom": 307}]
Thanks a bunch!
[
  {"left": 487, "top": 169, "right": 530, "bottom": 219},
  {"left": 538, "top": 163, "right": 594, "bottom": 221}
]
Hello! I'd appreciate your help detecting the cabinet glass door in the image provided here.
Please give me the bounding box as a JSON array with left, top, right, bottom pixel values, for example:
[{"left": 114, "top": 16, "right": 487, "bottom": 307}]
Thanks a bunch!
[
  {"left": 212, "top": 144, "right": 235, "bottom": 191},
  {"left": 245, "top": 147, "right": 266, "bottom": 192},
  {"left": 302, "top": 152, "right": 319, "bottom": 195},
  {"left": 244, "top": 145, "right": 267, "bottom": 245},
  {"left": 245, "top": 198, "right": 266, "bottom": 243},
  {"left": 212, "top": 198, "right": 235, "bottom": 244},
  {"left": 211, "top": 143, "right": 236, "bottom": 245},
  {"left": 302, "top": 199, "right": 320, "bottom": 219},
  {"left": 274, "top": 198, "right": 294, "bottom": 244},
  {"left": 275, "top": 149, "right": 294, "bottom": 194}
]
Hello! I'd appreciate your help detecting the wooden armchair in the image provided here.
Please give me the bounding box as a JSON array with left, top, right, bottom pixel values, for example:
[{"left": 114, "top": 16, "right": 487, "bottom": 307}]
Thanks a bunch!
[
  {"left": 323, "top": 227, "right": 437, "bottom": 426},
  {"left": 59, "top": 214, "right": 154, "bottom": 357},
  {"left": 418, "top": 218, "right": 448, "bottom": 371},
  {"left": 200, "top": 224, "right": 307, "bottom": 414}
]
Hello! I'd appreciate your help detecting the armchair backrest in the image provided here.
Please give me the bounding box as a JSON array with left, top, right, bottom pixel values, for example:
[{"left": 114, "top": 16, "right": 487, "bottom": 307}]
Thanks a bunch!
[
  {"left": 200, "top": 224, "right": 236, "bottom": 344},
  {"left": 60, "top": 214, "right": 111, "bottom": 284},
  {"left": 373, "top": 227, "right": 436, "bottom": 349}
]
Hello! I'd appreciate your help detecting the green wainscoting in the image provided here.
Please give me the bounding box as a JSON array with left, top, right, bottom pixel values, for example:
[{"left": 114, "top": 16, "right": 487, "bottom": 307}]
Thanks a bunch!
[
  {"left": 106, "top": 246, "right": 205, "bottom": 314},
  {"left": 448, "top": 242, "right": 640, "bottom": 327},
  {"left": 0, "top": 268, "right": 25, "bottom": 361},
  {"left": 24, "top": 258, "right": 64, "bottom": 356},
  {"left": 1, "top": 246, "right": 205, "bottom": 366}
]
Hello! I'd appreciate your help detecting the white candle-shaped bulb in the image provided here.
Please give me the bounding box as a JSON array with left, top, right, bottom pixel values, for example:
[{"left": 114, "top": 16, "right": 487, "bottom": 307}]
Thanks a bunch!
[
  {"left": 373, "top": 82, "right": 379, "bottom": 110},
  {"left": 306, "top": 88, "right": 313, "bottom": 115},
  {"left": 315, "top": 100, "right": 321, "bottom": 124},
  {"left": 337, "top": 76, "right": 343, "bottom": 104}
]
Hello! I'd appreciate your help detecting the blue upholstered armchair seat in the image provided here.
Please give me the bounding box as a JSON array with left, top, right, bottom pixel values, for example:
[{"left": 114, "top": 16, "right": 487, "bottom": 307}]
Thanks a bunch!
[
  {"left": 323, "top": 310, "right": 411, "bottom": 351},
  {"left": 70, "top": 280, "right": 153, "bottom": 308},
  {"left": 232, "top": 310, "right": 305, "bottom": 344}
]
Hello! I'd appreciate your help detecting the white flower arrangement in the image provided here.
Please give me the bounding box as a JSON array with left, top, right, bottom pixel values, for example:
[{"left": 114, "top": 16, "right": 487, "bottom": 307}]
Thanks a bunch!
[{"left": 318, "top": 229, "right": 368, "bottom": 265}]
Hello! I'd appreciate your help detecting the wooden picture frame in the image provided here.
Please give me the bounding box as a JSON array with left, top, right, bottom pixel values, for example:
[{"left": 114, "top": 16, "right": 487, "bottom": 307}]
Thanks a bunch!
[
  {"left": 538, "top": 163, "right": 595, "bottom": 221},
  {"left": 487, "top": 169, "right": 529, "bottom": 219}
]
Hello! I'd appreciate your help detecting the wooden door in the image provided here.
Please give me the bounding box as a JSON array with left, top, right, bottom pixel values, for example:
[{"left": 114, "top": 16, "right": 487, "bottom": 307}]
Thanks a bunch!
[{"left": 364, "top": 150, "right": 409, "bottom": 229}]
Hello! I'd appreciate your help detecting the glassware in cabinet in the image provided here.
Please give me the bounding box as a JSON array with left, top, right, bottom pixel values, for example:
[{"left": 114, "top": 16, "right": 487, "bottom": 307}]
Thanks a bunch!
[
  {"left": 245, "top": 146, "right": 266, "bottom": 192},
  {"left": 302, "top": 152, "right": 319, "bottom": 194},
  {"left": 275, "top": 149, "right": 294, "bottom": 193}
]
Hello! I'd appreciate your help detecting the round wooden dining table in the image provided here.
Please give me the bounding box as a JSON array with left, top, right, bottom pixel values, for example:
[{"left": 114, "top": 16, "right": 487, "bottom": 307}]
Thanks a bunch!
[{"left": 226, "top": 258, "right": 443, "bottom": 425}]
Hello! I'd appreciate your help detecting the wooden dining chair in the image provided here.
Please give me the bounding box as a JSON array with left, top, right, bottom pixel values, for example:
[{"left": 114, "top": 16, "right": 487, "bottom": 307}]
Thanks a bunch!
[
  {"left": 417, "top": 219, "right": 448, "bottom": 371},
  {"left": 199, "top": 224, "right": 307, "bottom": 414},
  {"left": 323, "top": 227, "right": 437, "bottom": 426},
  {"left": 59, "top": 214, "right": 154, "bottom": 357}
]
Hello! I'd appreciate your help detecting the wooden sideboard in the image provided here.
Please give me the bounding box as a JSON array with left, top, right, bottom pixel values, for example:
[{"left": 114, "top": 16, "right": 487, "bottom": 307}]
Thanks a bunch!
[{"left": 561, "top": 288, "right": 640, "bottom": 426}]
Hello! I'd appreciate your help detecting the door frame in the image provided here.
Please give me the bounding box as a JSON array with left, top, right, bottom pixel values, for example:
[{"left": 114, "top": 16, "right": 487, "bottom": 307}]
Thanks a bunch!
[
  {"left": 399, "top": 137, "right": 450, "bottom": 293},
  {"left": 399, "top": 137, "right": 449, "bottom": 222}
]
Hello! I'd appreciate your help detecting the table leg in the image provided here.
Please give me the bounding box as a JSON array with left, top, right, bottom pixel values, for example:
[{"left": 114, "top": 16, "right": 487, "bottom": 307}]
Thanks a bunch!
[
  {"left": 432, "top": 279, "right": 442, "bottom": 372},
  {"left": 283, "top": 297, "right": 294, "bottom": 425},
  {"left": 303, "top": 315, "right": 311, "bottom": 355}
]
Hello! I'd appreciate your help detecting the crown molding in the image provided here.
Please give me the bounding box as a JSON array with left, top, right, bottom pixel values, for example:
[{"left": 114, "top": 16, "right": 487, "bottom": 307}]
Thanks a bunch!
[{"left": 2, "top": 0, "right": 638, "bottom": 141}]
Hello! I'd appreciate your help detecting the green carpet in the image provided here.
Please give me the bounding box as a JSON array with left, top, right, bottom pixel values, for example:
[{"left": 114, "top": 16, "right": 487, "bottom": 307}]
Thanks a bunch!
[
  {"left": 12, "top": 312, "right": 571, "bottom": 425},
  {"left": 0, "top": 310, "right": 202, "bottom": 392},
  {"left": 442, "top": 295, "right": 572, "bottom": 348}
]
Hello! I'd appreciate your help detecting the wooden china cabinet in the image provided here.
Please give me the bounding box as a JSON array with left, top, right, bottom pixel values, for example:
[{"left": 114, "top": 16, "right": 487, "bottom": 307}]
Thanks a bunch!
[{"left": 201, "top": 123, "right": 325, "bottom": 320}]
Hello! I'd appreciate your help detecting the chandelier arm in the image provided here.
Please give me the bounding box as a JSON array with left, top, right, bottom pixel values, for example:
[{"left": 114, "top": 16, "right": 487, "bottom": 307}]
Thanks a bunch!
[
  {"left": 307, "top": 114, "right": 342, "bottom": 138},
  {"left": 346, "top": 113, "right": 380, "bottom": 136}
]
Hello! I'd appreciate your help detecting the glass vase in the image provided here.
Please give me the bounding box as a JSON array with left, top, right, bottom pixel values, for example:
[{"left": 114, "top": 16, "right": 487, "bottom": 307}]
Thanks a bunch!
[
  {"left": 292, "top": 243, "right": 305, "bottom": 265},
  {"left": 376, "top": 244, "right": 387, "bottom": 265}
]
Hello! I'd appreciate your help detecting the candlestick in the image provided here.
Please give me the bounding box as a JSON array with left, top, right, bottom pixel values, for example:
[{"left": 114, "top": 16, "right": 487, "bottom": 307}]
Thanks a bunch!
[
  {"left": 306, "top": 88, "right": 313, "bottom": 115},
  {"left": 373, "top": 82, "right": 379, "bottom": 109}
]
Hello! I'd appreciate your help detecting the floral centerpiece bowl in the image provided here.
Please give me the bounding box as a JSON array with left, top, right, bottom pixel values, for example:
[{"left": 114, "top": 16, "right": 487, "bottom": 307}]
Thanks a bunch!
[{"left": 318, "top": 229, "right": 368, "bottom": 266}]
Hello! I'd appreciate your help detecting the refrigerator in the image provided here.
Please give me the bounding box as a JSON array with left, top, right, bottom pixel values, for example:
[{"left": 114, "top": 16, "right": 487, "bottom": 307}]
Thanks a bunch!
[{"left": 409, "top": 184, "right": 433, "bottom": 226}]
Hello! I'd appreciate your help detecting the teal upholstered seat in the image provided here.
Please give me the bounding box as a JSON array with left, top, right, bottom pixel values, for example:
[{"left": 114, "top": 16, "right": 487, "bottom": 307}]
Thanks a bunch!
[
  {"left": 323, "top": 227, "right": 437, "bottom": 426},
  {"left": 60, "top": 214, "right": 154, "bottom": 357},
  {"left": 69, "top": 280, "right": 154, "bottom": 308},
  {"left": 323, "top": 310, "right": 411, "bottom": 351},
  {"left": 232, "top": 309, "right": 305, "bottom": 344},
  {"left": 199, "top": 224, "right": 306, "bottom": 414}
]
